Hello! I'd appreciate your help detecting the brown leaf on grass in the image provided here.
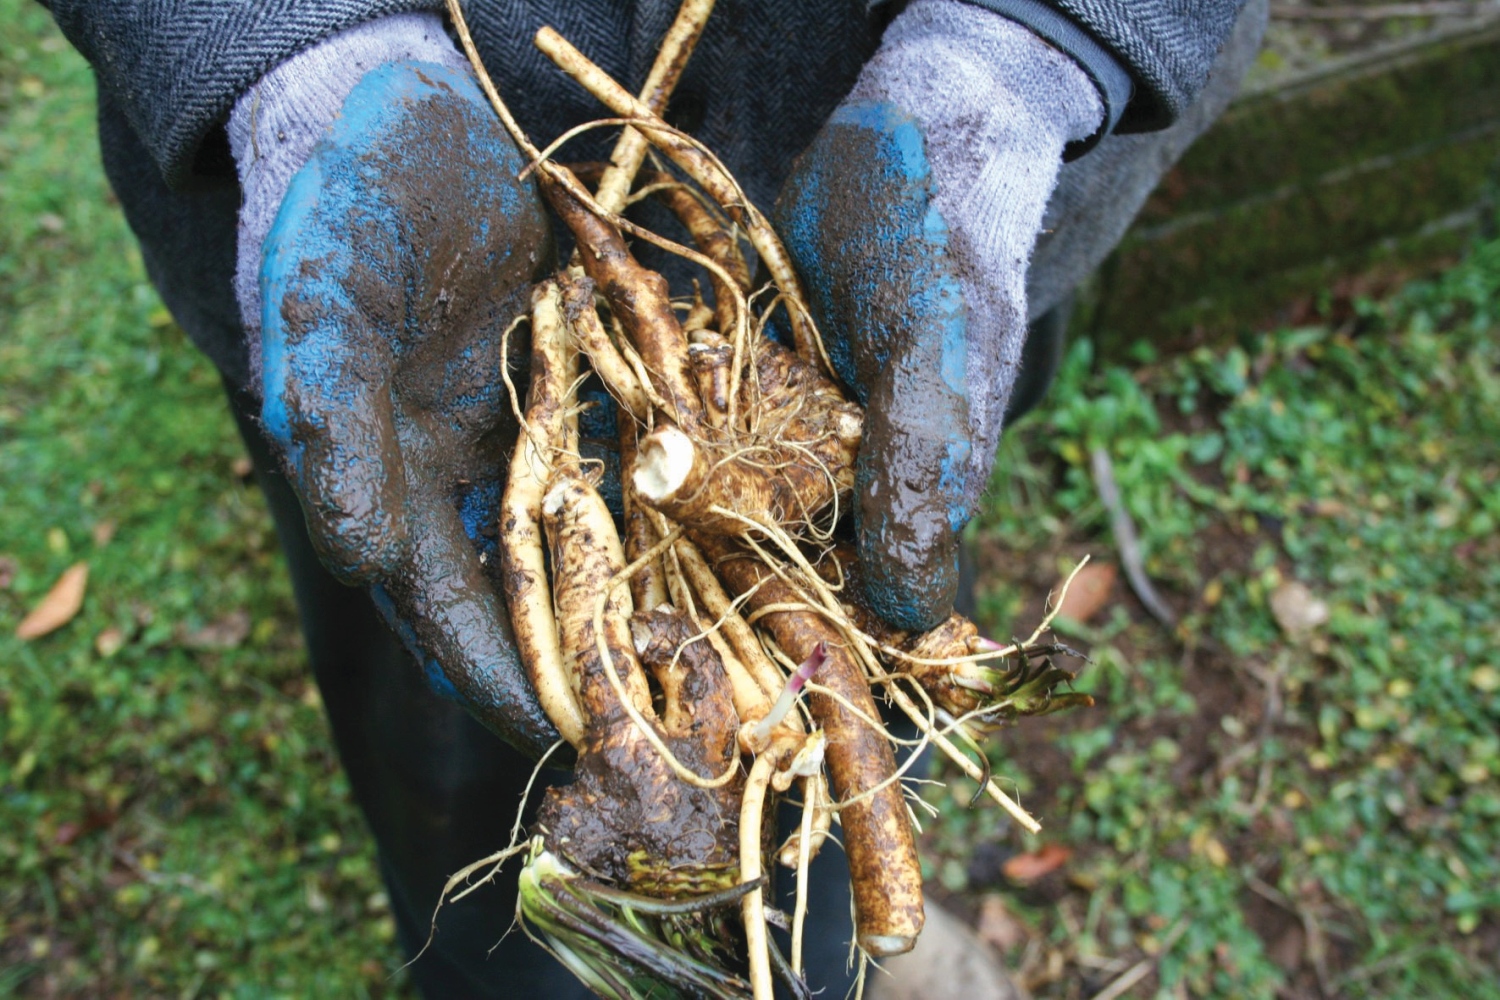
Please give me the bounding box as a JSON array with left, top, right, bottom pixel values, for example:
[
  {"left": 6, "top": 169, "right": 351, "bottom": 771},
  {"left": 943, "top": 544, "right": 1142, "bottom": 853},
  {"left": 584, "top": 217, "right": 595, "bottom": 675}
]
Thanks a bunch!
[
  {"left": 977, "top": 894, "right": 1029, "bottom": 952},
  {"left": 1056, "top": 561, "right": 1117, "bottom": 624},
  {"left": 0, "top": 555, "right": 16, "bottom": 590},
  {"left": 15, "top": 562, "right": 89, "bottom": 640},
  {"left": 1270, "top": 581, "right": 1329, "bottom": 637},
  {"left": 90, "top": 520, "right": 117, "bottom": 547},
  {"left": 1002, "top": 844, "right": 1072, "bottom": 883},
  {"left": 179, "top": 610, "right": 251, "bottom": 651},
  {"left": 95, "top": 627, "right": 127, "bottom": 658}
]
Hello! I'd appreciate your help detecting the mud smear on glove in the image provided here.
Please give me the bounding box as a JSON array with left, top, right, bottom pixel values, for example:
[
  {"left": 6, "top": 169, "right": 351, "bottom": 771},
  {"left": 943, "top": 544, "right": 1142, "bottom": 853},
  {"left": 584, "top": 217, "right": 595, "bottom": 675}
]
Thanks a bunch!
[
  {"left": 855, "top": 374, "right": 964, "bottom": 628},
  {"left": 773, "top": 107, "right": 971, "bottom": 629},
  {"left": 266, "top": 64, "right": 559, "bottom": 755}
]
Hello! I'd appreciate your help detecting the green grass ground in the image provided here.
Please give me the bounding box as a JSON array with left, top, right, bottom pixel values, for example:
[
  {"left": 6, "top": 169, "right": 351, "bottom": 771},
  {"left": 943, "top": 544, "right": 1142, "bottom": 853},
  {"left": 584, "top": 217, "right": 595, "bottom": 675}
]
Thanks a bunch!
[
  {"left": 1, "top": 5, "right": 409, "bottom": 996},
  {"left": 926, "top": 236, "right": 1500, "bottom": 996},
  {"left": 2, "top": 5, "right": 1497, "bottom": 998}
]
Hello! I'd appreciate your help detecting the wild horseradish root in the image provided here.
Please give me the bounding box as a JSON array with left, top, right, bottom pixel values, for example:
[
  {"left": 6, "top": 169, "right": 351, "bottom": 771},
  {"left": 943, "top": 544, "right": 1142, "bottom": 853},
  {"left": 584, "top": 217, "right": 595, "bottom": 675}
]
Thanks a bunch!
[{"left": 441, "top": 0, "right": 1094, "bottom": 996}]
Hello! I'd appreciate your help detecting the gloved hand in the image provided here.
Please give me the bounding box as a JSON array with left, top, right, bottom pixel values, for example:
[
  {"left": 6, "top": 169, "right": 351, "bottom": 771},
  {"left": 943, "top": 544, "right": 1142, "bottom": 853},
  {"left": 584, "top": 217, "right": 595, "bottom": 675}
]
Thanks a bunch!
[
  {"left": 229, "top": 17, "right": 559, "bottom": 757},
  {"left": 774, "top": 0, "right": 1105, "bottom": 631}
]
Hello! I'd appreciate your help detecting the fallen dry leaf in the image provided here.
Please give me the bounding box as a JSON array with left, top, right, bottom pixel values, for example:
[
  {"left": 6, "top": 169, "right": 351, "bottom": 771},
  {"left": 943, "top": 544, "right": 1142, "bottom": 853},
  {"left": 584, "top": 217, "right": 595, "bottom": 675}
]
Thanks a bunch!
[
  {"left": 1002, "top": 843, "right": 1072, "bottom": 883},
  {"left": 15, "top": 562, "right": 89, "bottom": 640},
  {"left": 179, "top": 610, "right": 251, "bottom": 651},
  {"left": 1056, "top": 561, "right": 1117, "bottom": 624},
  {"left": 91, "top": 519, "right": 117, "bottom": 547},
  {"left": 95, "top": 627, "right": 126, "bottom": 658},
  {"left": 1270, "top": 581, "right": 1329, "bottom": 637},
  {"left": 977, "top": 894, "right": 1029, "bottom": 952},
  {"left": 0, "top": 555, "right": 16, "bottom": 590}
]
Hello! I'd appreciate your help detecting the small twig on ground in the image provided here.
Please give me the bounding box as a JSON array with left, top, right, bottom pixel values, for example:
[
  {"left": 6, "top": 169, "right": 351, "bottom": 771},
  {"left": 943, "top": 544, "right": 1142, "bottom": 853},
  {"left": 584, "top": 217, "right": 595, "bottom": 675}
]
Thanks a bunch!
[
  {"left": 1269, "top": 2, "right": 1491, "bottom": 20},
  {"left": 113, "top": 848, "right": 219, "bottom": 897},
  {"left": 1246, "top": 872, "right": 1336, "bottom": 998},
  {"left": 1241, "top": 656, "right": 1286, "bottom": 817},
  {"left": 1087, "top": 921, "right": 1188, "bottom": 1000},
  {"left": 1089, "top": 446, "right": 1178, "bottom": 629},
  {"left": 1302, "top": 907, "right": 1335, "bottom": 999}
]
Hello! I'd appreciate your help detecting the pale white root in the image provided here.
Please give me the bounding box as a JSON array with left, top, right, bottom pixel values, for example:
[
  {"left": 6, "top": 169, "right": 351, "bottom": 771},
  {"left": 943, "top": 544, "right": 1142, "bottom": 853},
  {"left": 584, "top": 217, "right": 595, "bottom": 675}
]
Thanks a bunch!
[
  {"left": 531, "top": 26, "right": 827, "bottom": 368},
  {"left": 590, "top": 0, "right": 718, "bottom": 214},
  {"left": 633, "top": 424, "right": 699, "bottom": 505},
  {"left": 500, "top": 282, "right": 585, "bottom": 747}
]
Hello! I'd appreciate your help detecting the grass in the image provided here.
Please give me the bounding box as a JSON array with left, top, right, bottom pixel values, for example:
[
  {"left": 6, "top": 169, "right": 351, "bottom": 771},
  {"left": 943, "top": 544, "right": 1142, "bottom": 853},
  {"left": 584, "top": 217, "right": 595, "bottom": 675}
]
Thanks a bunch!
[
  {"left": 3, "top": 4, "right": 1497, "bottom": 998},
  {"left": 1, "top": 5, "right": 408, "bottom": 995},
  {"left": 925, "top": 228, "right": 1500, "bottom": 996}
]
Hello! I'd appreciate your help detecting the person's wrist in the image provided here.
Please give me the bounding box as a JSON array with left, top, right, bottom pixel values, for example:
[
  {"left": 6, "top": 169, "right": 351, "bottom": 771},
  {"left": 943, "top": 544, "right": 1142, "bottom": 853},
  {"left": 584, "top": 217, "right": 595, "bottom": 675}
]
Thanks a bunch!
[
  {"left": 850, "top": 0, "right": 1102, "bottom": 169},
  {"left": 952, "top": 0, "right": 1132, "bottom": 156},
  {"left": 227, "top": 13, "right": 469, "bottom": 374}
]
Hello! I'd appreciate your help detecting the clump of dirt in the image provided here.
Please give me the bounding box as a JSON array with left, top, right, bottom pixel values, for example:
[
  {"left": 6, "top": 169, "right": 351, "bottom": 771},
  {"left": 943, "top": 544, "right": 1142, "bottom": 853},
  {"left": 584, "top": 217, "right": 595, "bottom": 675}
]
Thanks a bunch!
[{"left": 533, "top": 608, "right": 743, "bottom": 897}]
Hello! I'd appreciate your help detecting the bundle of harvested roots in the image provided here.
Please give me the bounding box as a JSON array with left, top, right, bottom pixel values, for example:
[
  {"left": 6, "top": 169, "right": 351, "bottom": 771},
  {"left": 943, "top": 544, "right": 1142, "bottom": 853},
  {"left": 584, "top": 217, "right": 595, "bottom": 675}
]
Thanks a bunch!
[{"left": 438, "top": 1, "right": 1092, "bottom": 996}]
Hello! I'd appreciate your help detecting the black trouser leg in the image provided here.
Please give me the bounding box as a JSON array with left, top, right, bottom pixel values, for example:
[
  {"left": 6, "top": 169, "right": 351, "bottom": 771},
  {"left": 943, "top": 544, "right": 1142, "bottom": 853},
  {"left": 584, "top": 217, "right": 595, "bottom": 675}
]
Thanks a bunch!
[{"left": 227, "top": 386, "right": 594, "bottom": 999}]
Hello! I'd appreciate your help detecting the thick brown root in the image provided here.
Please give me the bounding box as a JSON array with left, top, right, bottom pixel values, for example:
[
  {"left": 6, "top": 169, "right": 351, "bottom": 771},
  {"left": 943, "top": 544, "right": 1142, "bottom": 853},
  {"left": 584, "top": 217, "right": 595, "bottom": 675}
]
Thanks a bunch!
[
  {"left": 704, "top": 539, "right": 925, "bottom": 958},
  {"left": 568, "top": 162, "right": 750, "bottom": 338},
  {"left": 541, "top": 469, "right": 654, "bottom": 723},
  {"left": 535, "top": 603, "right": 744, "bottom": 897},
  {"left": 543, "top": 171, "right": 704, "bottom": 430},
  {"left": 631, "top": 607, "right": 739, "bottom": 761}
]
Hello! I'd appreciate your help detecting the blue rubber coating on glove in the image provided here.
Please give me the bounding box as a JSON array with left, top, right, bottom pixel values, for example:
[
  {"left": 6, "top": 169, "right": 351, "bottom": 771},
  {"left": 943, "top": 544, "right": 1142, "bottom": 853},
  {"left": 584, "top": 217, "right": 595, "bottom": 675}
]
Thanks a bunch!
[
  {"left": 774, "top": 100, "right": 973, "bottom": 631},
  {"left": 370, "top": 582, "right": 465, "bottom": 705},
  {"left": 258, "top": 61, "right": 558, "bottom": 755}
]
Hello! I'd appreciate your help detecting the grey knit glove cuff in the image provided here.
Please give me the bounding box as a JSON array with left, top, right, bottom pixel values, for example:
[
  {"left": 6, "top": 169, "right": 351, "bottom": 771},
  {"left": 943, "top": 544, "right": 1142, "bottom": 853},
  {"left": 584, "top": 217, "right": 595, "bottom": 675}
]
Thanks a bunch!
[
  {"left": 226, "top": 13, "right": 468, "bottom": 385},
  {"left": 849, "top": 0, "right": 1103, "bottom": 500}
]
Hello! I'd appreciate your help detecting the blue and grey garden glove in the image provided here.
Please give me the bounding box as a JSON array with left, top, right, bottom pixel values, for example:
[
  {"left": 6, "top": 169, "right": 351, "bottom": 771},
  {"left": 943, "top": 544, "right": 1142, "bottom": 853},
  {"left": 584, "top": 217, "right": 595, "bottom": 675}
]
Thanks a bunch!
[
  {"left": 228, "top": 16, "right": 560, "bottom": 757},
  {"left": 774, "top": 0, "right": 1106, "bottom": 631}
]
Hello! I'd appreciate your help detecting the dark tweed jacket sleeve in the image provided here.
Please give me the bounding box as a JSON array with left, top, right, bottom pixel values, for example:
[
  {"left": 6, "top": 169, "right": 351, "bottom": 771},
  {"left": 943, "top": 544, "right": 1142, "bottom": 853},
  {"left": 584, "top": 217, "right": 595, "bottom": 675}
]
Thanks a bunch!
[
  {"left": 1050, "top": 0, "right": 1249, "bottom": 131},
  {"left": 39, "top": 0, "right": 1246, "bottom": 187},
  {"left": 970, "top": 0, "right": 1249, "bottom": 134},
  {"left": 39, "top": 0, "right": 441, "bottom": 188}
]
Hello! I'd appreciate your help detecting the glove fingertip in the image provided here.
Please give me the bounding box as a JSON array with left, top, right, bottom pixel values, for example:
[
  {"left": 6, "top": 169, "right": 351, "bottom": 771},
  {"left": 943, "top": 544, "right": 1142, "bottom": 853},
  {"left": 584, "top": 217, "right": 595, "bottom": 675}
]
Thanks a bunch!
[{"left": 856, "top": 511, "right": 960, "bottom": 634}]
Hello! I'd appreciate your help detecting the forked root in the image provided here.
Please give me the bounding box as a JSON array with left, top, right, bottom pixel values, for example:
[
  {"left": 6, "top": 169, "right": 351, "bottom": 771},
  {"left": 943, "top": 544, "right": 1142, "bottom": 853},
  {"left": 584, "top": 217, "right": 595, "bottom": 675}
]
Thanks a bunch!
[
  {"left": 543, "top": 170, "right": 704, "bottom": 430},
  {"left": 533, "top": 25, "right": 824, "bottom": 365},
  {"left": 500, "top": 281, "right": 586, "bottom": 747}
]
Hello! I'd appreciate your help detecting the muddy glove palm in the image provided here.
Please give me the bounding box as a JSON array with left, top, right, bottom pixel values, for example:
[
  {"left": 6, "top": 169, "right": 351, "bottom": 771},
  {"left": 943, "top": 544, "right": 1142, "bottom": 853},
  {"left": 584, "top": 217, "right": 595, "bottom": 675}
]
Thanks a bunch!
[
  {"left": 229, "top": 18, "right": 558, "bottom": 757},
  {"left": 774, "top": 0, "right": 1105, "bottom": 631}
]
